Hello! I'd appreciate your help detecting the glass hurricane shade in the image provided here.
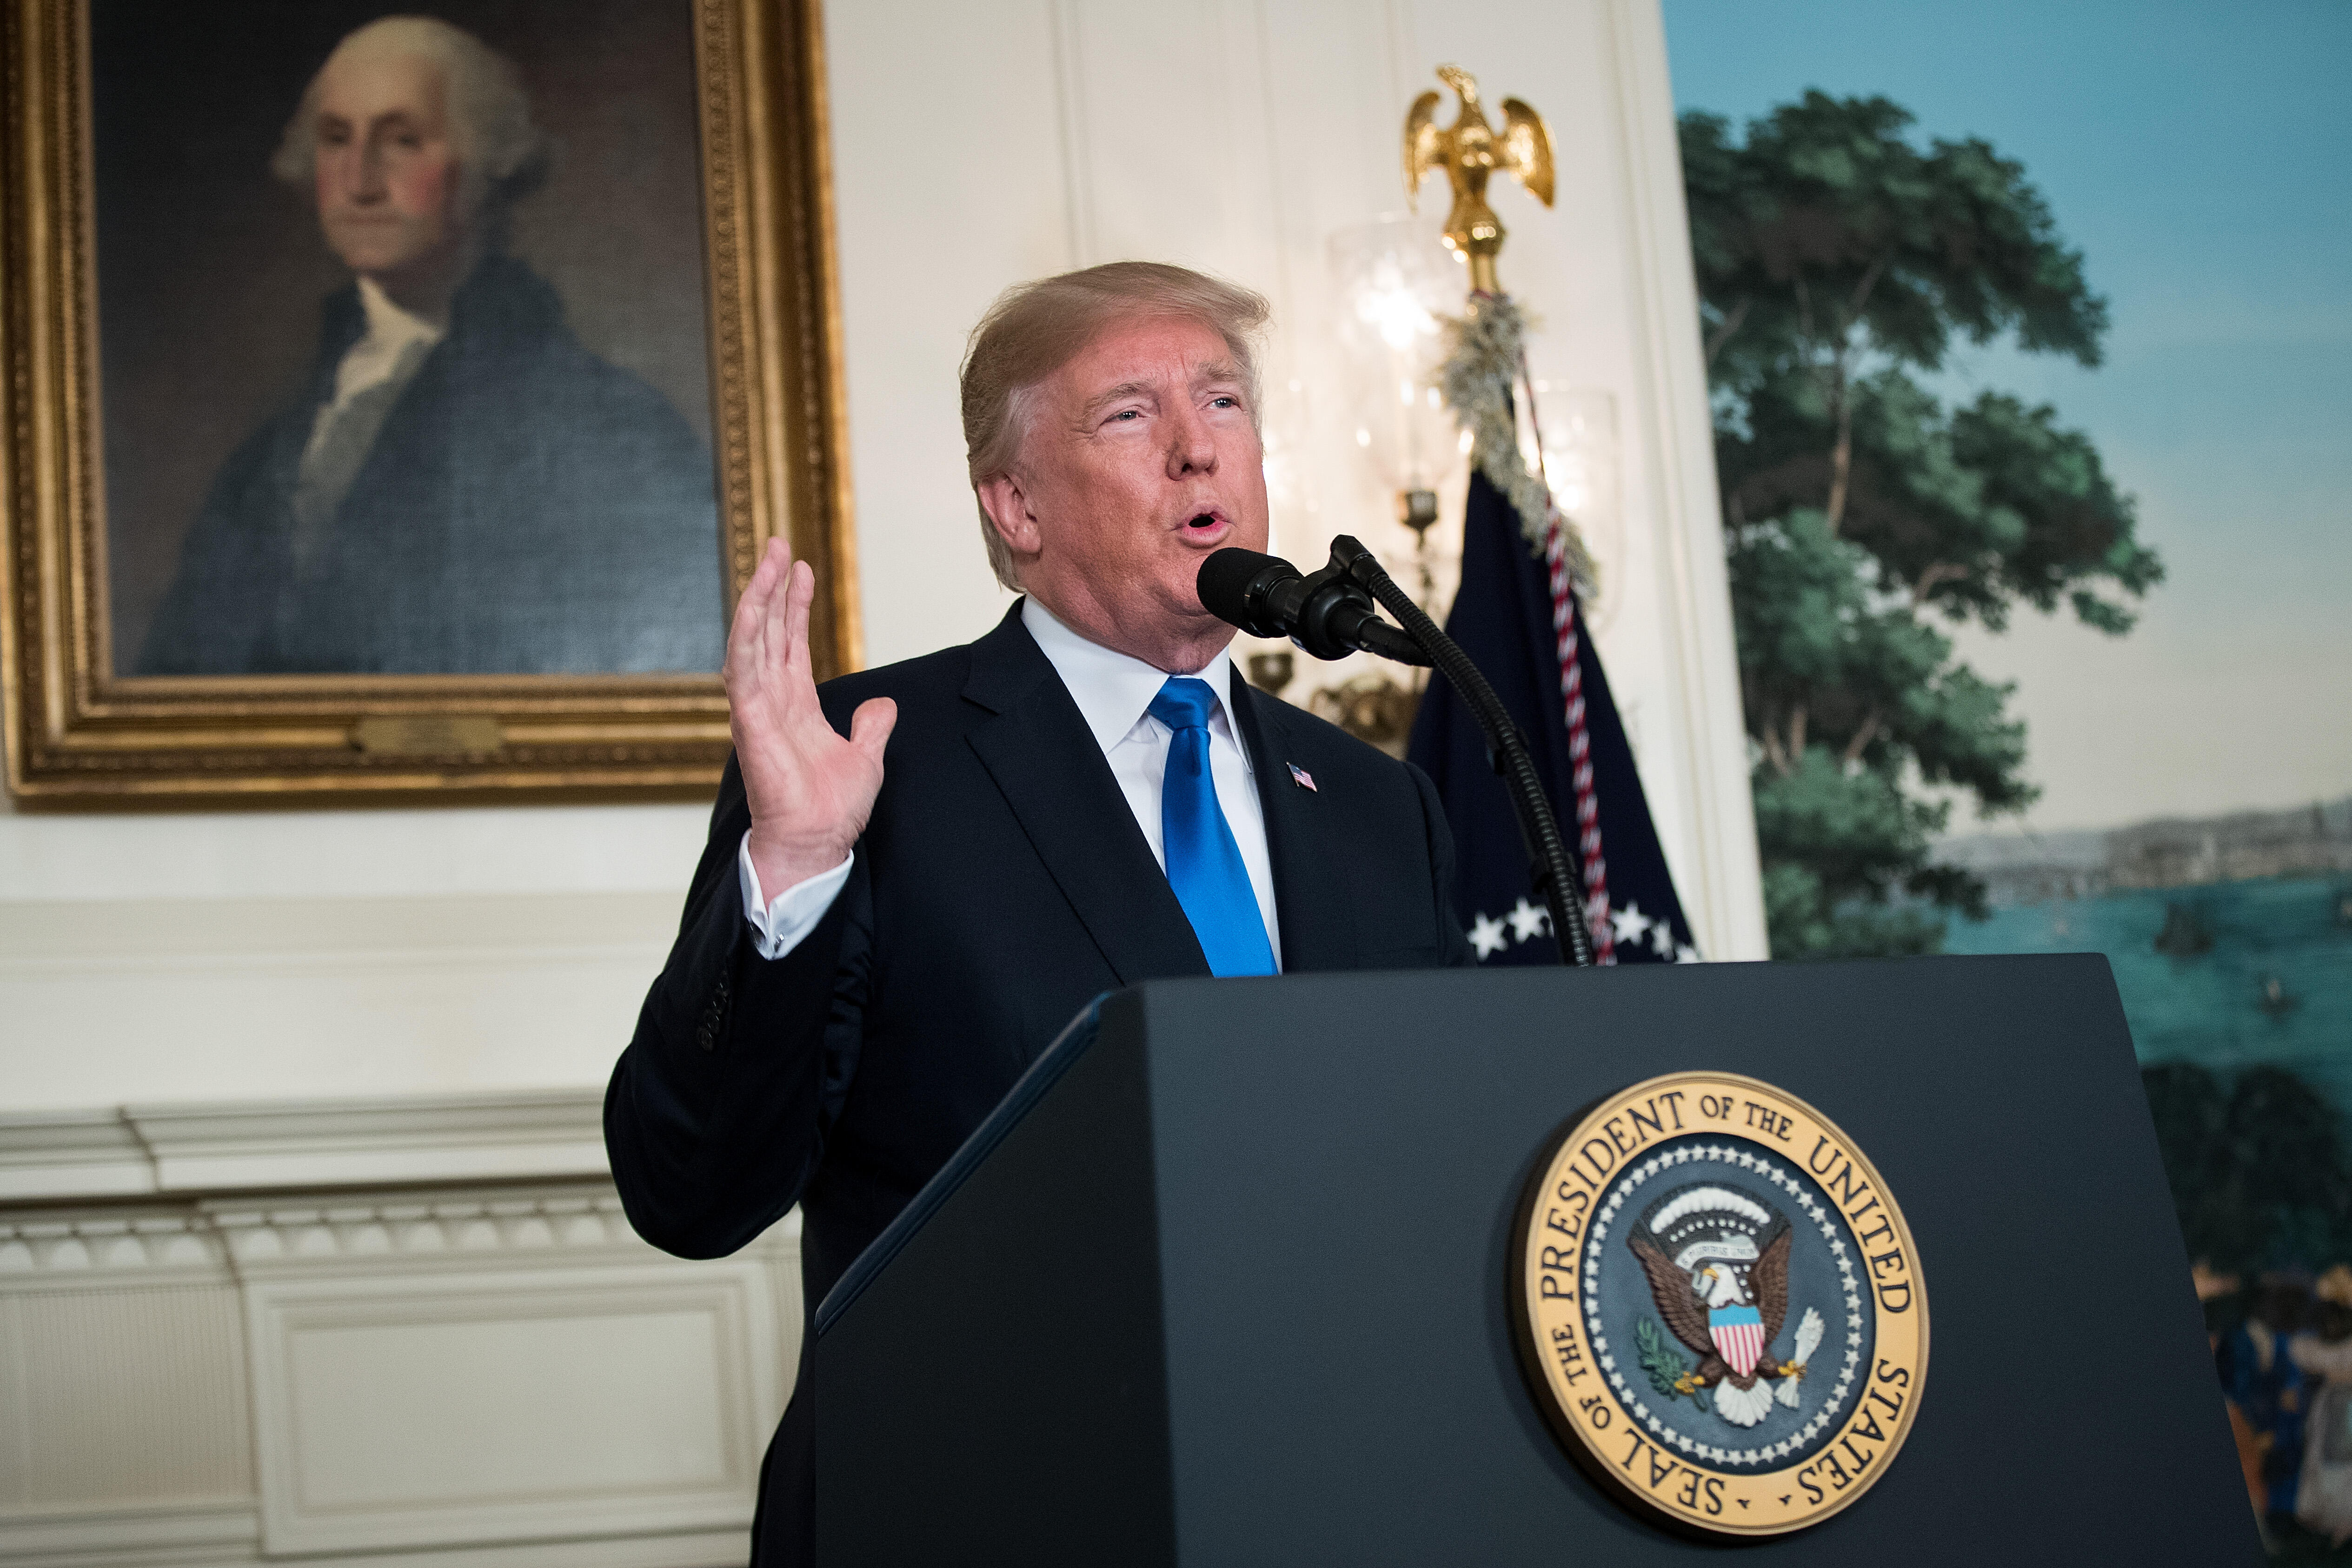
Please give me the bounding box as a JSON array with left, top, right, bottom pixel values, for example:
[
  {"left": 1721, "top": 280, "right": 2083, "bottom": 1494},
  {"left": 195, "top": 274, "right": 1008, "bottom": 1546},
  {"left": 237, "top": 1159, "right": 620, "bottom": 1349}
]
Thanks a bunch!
[{"left": 1327, "top": 217, "right": 1464, "bottom": 498}]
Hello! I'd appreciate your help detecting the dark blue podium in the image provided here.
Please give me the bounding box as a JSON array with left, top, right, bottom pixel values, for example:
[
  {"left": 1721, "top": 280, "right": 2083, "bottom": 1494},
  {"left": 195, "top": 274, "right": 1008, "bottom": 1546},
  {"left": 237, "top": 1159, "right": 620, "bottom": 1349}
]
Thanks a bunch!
[{"left": 811, "top": 957, "right": 2258, "bottom": 1564}]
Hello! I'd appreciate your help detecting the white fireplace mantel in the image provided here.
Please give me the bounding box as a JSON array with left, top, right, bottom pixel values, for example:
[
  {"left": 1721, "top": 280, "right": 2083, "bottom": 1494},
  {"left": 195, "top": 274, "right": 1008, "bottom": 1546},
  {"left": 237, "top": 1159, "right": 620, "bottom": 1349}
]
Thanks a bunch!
[
  {"left": 0, "top": 1092, "right": 798, "bottom": 1568},
  {"left": 0, "top": 1087, "right": 611, "bottom": 1203}
]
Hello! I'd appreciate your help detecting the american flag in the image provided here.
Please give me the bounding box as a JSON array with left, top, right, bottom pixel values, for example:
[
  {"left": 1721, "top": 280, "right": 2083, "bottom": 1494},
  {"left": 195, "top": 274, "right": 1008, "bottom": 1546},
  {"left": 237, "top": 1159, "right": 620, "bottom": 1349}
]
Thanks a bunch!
[
  {"left": 1287, "top": 762, "right": 1316, "bottom": 792},
  {"left": 1407, "top": 467, "right": 1698, "bottom": 965},
  {"left": 1710, "top": 1304, "right": 1766, "bottom": 1377}
]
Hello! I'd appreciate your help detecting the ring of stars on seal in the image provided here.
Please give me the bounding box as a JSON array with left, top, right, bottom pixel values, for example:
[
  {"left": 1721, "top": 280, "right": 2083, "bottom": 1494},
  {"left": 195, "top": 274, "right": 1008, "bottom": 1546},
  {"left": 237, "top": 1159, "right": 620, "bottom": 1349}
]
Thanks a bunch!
[{"left": 1510, "top": 1071, "right": 1928, "bottom": 1537}]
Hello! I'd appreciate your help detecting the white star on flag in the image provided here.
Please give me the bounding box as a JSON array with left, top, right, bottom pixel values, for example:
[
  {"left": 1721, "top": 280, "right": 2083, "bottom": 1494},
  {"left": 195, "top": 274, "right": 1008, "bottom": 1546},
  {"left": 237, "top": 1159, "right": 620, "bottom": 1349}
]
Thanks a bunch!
[
  {"left": 1609, "top": 901, "right": 1652, "bottom": 944},
  {"left": 1507, "top": 897, "right": 1550, "bottom": 942},
  {"left": 1469, "top": 912, "right": 1508, "bottom": 959},
  {"left": 1649, "top": 919, "right": 1675, "bottom": 957}
]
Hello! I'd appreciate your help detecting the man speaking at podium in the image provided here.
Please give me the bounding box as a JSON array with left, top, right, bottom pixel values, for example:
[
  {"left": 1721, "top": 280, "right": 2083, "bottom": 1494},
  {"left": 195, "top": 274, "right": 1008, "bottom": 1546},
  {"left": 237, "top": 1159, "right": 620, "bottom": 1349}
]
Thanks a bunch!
[{"left": 606, "top": 262, "right": 1472, "bottom": 1564}]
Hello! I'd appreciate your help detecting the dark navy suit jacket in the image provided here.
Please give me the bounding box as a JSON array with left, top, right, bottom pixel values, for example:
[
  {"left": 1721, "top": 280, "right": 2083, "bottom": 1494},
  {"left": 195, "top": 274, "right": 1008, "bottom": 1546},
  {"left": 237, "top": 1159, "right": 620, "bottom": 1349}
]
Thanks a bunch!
[
  {"left": 605, "top": 604, "right": 1474, "bottom": 1565},
  {"left": 138, "top": 255, "right": 724, "bottom": 676}
]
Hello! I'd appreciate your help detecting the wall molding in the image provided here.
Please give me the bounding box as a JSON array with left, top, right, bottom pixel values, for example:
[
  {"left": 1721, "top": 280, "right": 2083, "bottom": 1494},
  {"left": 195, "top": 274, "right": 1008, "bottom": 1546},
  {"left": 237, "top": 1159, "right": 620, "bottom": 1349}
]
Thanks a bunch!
[
  {"left": 207, "top": 1187, "right": 658, "bottom": 1280},
  {"left": 0, "top": 1206, "right": 226, "bottom": 1291},
  {"left": 1044, "top": 0, "right": 1096, "bottom": 268},
  {"left": 131, "top": 1090, "right": 610, "bottom": 1194},
  {"left": 0, "top": 1502, "right": 748, "bottom": 1568},
  {"left": 1592, "top": 0, "right": 1768, "bottom": 962},
  {"left": 0, "top": 1186, "right": 693, "bottom": 1280},
  {"left": 0, "top": 1113, "right": 153, "bottom": 1202},
  {"left": 0, "top": 1500, "right": 259, "bottom": 1568},
  {"left": 0, "top": 1090, "right": 608, "bottom": 1204}
]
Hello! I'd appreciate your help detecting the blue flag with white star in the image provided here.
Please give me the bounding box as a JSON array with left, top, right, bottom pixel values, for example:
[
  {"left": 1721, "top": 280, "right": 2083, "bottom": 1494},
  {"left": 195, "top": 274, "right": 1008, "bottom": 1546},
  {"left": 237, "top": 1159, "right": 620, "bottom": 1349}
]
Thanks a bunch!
[{"left": 1406, "top": 468, "right": 1698, "bottom": 965}]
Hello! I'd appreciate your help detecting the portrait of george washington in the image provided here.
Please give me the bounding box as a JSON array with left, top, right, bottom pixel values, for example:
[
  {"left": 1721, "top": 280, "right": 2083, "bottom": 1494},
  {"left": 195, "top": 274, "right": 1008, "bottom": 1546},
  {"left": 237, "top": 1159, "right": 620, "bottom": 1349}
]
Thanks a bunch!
[{"left": 125, "top": 12, "right": 725, "bottom": 677}]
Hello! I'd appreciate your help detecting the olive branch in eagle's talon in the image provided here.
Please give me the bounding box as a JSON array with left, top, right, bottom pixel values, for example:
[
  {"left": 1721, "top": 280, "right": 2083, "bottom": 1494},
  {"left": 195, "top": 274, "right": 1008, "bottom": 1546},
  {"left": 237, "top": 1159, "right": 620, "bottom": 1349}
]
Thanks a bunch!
[{"left": 1635, "top": 1317, "right": 1712, "bottom": 1410}]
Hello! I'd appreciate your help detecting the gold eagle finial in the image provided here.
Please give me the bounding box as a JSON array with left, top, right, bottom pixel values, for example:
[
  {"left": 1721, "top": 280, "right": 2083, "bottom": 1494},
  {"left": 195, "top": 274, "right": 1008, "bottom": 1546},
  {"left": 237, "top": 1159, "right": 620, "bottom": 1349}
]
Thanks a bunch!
[{"left": 1404, "top": 65, "right": 1556, "bottom": 294}]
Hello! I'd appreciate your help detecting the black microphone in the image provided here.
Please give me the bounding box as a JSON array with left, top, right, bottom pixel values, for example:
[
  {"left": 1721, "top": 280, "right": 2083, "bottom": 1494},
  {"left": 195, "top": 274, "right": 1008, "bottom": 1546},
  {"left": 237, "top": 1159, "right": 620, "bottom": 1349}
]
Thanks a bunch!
[{"left": 1196, "top": 548, "right": 1431, "bottom": 666}]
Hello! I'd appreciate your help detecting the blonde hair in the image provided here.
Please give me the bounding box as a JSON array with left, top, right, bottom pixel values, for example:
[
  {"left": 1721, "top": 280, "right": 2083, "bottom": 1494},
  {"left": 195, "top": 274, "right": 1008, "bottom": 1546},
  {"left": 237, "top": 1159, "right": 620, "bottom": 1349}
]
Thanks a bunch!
[
  {"left": 272, "top": 17, "right": 551, "bottom": 219},
  {"left": 960, "top": 262, "right": 1269, "bottom": 590}
]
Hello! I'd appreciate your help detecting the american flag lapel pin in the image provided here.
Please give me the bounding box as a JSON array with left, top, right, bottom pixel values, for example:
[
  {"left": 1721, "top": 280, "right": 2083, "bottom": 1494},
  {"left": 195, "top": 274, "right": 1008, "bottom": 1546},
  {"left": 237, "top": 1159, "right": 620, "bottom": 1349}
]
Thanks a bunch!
[{"left": 1287, "top": 762, "right": 1317, "bottom": 792}]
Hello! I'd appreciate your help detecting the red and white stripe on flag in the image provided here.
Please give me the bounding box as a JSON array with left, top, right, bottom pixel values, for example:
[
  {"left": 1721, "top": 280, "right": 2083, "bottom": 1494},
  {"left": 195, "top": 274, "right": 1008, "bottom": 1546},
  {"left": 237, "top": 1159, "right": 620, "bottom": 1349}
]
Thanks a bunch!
[{"left": 1710, "top": 1318, "right": 1765, "bottom": 1377}]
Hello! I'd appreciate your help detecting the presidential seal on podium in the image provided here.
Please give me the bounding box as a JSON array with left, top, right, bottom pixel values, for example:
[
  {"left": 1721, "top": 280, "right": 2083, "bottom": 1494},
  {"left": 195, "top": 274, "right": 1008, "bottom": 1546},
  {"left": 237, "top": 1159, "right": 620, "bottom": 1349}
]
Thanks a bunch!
[{"left": 1511, "top": 1072, "right": 1928, "bottom": 1536}]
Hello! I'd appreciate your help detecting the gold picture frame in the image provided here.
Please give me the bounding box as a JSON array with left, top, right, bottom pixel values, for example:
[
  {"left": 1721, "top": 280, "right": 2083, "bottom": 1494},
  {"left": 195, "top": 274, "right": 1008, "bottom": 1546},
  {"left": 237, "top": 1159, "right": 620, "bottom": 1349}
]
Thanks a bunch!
[{"left": 0, "top": 0, "right": 856, "bottom": 802}]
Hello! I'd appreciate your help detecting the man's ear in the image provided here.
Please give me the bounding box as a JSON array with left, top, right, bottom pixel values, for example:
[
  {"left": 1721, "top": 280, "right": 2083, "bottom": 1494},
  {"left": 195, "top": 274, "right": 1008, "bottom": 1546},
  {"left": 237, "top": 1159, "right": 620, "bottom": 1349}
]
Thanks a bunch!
[{"left": 976, "top": 473, "right": 1041, "bottom": 561}]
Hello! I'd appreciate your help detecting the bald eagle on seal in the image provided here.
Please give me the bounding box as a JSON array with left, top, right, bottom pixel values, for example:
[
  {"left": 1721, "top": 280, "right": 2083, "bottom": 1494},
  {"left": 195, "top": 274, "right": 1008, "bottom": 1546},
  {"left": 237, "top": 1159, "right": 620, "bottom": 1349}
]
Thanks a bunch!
[{"left": 1628, "top": 1191, "right": 1820, "bottom": 1428}]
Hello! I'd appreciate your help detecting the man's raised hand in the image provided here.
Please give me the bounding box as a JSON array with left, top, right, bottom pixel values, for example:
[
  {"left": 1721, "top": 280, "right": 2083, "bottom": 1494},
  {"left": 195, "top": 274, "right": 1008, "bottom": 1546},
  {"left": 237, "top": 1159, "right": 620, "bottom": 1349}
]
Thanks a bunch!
[{"left": 726, "top": 538, "right": 896, "bottom": 896}]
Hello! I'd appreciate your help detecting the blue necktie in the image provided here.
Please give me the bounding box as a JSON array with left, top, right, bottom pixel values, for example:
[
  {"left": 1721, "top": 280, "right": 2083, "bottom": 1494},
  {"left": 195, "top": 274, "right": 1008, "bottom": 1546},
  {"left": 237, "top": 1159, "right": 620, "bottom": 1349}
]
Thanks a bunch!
[{"left": 1148, "top": 678, "right": 1277, "bottom": 977}]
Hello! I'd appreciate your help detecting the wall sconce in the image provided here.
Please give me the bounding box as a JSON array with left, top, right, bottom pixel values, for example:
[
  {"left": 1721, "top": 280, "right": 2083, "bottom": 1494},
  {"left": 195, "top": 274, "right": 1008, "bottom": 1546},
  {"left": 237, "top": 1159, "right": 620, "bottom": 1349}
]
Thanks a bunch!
[
  {"left": 1326, "top": 217, "right": 1464, "bottom": 602},
  {"left": 1292, "top": 216, "right": 1468, "bottom": 753}
]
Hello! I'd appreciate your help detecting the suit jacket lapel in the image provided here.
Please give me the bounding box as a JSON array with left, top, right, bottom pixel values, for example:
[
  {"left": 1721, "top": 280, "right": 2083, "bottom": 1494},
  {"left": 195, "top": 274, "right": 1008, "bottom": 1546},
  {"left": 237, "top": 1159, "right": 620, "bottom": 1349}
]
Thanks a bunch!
[
  {"left": 1231, "top": 671, "right": 1360, "bottom": 972},
  {"left": 964, "top": 608, "right": 1211, "bottom": 985}
]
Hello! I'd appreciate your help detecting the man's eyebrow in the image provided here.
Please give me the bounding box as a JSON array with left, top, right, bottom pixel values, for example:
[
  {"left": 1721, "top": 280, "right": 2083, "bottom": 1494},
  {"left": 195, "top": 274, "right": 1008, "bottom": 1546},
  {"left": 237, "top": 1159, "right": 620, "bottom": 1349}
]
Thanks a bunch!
[
  {"left": 1080, "top": 379, "right": 1159, "bottom": 418},
  {"left": 1078, "top": 362, "right": 1246, "bottom": 422}
]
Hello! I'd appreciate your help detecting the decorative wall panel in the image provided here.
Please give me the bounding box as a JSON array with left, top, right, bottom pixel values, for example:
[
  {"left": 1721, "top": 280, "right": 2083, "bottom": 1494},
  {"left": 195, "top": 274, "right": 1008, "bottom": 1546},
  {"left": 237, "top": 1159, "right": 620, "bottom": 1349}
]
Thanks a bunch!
[
  {"left": 228, "top": 1190, "right": 784, "bottom": 1556},
  {"left": 0, "top": 1152, "right": 799, "bottom": 1568}
]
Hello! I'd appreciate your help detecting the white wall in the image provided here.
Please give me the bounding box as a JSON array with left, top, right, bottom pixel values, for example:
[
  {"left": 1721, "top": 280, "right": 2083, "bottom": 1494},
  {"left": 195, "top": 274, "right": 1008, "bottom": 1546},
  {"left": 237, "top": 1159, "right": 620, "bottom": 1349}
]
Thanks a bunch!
[
  {"left": 0, "top": 0, "right": 1763, "bottom": 1119},
  {"left": 0, "top": 801, "right": 708, "bottom": 1111}
]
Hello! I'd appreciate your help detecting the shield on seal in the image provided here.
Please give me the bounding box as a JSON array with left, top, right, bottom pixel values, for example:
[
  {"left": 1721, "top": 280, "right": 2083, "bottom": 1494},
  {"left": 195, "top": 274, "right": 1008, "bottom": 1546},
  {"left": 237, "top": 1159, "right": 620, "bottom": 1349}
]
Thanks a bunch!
[{"left": 1710, "top": 1304, "right": 1765, "bottom": 1377}]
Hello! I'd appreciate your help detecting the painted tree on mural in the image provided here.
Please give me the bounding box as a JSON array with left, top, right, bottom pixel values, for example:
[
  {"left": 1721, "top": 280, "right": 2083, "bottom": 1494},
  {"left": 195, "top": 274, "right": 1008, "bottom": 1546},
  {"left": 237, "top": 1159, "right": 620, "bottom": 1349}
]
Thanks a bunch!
[
  {"left": 1680, "top": 92, "right": 2164, "bottom": 958},
  {"left": 2145, "top": 1062, "right": 2352, "bottom": 1273}
]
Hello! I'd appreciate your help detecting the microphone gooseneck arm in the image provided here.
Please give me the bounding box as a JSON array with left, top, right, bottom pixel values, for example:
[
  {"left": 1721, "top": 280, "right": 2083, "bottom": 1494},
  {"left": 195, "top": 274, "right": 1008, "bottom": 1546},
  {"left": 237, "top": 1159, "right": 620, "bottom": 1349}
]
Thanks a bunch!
[{"left": 1324, "top": 535, "right": 1595, "bottom": 968}]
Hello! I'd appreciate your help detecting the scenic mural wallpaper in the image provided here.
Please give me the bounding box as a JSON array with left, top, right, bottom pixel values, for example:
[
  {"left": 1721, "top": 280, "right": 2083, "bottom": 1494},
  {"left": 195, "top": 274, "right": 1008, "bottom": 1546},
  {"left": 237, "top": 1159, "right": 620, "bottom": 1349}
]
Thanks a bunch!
[{"left": 1661, "top": 1, "right": 2352, "bottom": 1553}]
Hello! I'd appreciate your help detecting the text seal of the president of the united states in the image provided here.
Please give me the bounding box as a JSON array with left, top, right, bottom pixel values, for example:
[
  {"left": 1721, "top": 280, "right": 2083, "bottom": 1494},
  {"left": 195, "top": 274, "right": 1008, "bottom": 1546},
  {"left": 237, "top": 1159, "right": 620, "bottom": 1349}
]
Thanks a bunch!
[{"left": 1511, "top": 1071, "right": 1927, "bottom": 1536}]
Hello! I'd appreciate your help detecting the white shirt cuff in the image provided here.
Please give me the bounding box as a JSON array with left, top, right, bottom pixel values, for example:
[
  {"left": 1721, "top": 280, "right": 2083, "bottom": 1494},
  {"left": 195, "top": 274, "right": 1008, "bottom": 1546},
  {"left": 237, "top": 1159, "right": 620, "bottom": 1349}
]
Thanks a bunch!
[{"left": 737, "top": 833, "right": 855, "bottom": 960}]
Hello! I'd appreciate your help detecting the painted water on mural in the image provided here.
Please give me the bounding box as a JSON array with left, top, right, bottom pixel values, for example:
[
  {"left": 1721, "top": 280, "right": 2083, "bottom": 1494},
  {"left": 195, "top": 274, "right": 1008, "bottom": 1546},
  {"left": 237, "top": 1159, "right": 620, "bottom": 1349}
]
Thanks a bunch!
[
  {"left": 1940, "top": 797, "right": 2352, "bottom": 1109},
  {"left": 1944, "top": 873, "right": 2352, "bottom": 1117}
]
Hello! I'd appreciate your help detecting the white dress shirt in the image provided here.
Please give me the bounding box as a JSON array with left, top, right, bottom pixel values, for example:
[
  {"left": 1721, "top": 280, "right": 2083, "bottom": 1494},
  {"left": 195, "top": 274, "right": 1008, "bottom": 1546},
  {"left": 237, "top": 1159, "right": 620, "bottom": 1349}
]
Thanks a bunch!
[
  {"left": 305, "top": 277, "right": 444, "bottom": 462},
  {"left": 737, "top": 597, "right": 1282, "bottom": 966},
  {"left": 290, "top": 279, "right": 445, "bottom": 561}
]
